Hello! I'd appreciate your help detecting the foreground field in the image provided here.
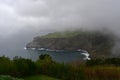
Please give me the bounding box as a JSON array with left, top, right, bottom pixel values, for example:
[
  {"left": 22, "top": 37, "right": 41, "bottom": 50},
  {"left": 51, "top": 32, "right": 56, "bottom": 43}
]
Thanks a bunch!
[
  {"left": 25, "top": 75, "right": 60, "bottom": 80},
  {"left": 0, "top": 75, "right": 23, "bottom": 80}
]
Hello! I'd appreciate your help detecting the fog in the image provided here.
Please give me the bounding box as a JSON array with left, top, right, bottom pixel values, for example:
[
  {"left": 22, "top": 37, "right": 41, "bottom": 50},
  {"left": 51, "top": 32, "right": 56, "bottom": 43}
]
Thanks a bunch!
[{"left": 0, "top": 0, "right": 120, "bottom": 55}]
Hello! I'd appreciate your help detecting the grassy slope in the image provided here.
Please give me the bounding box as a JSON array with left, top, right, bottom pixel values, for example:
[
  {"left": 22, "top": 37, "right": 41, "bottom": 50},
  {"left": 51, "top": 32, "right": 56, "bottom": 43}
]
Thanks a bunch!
[
  {"left": 24, "top": 75, "right": 59, "bottom": 80},
  {"left": 0, "top": 75, "right": 23, "bottom": 80},
  {"left": 41, "top": 30, "right": 84, "bottom": 38}
]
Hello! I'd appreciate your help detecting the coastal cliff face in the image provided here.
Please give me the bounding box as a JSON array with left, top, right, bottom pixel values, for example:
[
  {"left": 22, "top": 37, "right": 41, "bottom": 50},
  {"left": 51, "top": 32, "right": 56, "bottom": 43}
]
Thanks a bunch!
[{"left": 26, "top": 30, "right": 115, "bottom": 57}]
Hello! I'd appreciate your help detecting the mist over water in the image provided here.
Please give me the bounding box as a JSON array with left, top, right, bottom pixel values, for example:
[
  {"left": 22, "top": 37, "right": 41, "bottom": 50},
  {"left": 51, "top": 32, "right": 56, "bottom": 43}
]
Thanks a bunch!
[{"left": 0, "top": 30, "right": 38, "bottom": 60}]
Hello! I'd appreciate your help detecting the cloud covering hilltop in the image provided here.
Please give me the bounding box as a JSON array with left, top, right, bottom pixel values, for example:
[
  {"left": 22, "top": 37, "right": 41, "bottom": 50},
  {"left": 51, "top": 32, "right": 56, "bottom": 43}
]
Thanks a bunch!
[{"left": 0, "top": 0, "right": 120, "bottom": 37}]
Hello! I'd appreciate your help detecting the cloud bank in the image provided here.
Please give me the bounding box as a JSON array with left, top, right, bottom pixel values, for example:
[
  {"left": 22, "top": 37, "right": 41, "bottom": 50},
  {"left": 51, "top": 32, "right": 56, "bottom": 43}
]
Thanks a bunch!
[{"left": 0, "top": 0, "right": 120, "bottom": 37}]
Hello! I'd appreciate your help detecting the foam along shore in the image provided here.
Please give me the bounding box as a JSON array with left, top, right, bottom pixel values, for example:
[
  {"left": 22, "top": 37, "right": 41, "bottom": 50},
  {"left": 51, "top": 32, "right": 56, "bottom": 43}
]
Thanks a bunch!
[
  {"left": 24, "top": 47, "right": 64, "bottom": 52},
  {"left": 24, "top": 47, "right": 45, "bottom": 50},
  {"left": 24, "top": 47, "right": 27, "bottom": 50},
  {"left": 24, "top": 47, "right": 91, "bottom": 60},
  {"left": 81, "top": 52, "right": 91, "bottom": 60}
]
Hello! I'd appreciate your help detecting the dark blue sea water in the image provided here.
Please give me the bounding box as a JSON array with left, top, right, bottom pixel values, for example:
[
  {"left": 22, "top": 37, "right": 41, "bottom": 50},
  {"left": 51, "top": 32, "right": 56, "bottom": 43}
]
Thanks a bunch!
[{"left": 26, "top": 50, "right": 85, "bottom": 62}]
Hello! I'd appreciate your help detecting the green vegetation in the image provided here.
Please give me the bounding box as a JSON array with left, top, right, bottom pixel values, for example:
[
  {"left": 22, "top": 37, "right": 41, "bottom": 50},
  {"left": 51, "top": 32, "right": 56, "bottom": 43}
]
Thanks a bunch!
[
  {"left": 0, "top": 75, "right": 23, "bottom": 80},
  {"left": 41, "top": 30, "right": 84, "bottom": 38},
  {"left": 25, "top": 75, "right": 59, "bottom": 80},
  {"left": 0, "top": 75, "right": 58, "bottom": 80},
  {"left": 0, "top": 54, "right": 120, "bottom": 80}
]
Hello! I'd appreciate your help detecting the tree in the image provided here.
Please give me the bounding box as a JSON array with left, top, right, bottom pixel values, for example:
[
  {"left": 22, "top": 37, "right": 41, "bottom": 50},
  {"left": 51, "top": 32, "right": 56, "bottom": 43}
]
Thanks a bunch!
[{"left": 13, "top": 56, "right": 36, "bottom": 77}]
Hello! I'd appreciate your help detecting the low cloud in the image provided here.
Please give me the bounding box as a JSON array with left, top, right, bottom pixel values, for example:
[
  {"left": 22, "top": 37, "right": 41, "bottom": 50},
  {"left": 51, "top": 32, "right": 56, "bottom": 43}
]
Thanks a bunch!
[{"left": 0, "top": 0, "right": 120, "bottom": 37}]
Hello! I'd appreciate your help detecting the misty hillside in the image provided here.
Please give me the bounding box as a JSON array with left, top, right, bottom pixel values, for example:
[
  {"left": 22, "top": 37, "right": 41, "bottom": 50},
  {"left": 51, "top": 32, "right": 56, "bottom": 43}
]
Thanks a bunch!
[
  {"left": 26, "top": 30, "right": 115, "bottom": 58},
  {"left": 41, "top": 30, "right": 85, "bottom": 38}
]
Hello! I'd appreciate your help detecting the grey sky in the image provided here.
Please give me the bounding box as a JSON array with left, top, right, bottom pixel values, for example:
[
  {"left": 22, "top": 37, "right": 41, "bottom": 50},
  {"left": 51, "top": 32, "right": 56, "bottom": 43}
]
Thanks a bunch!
[{"left": 0, "top": 0, "right": 120, "bottom": 37}]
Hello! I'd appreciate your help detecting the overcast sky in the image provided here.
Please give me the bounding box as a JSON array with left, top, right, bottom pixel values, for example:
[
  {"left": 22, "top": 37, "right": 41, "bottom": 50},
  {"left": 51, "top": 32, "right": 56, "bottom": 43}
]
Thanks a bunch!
[{"left": 0, "top": 0, "right": 120, "bottom": 37}]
